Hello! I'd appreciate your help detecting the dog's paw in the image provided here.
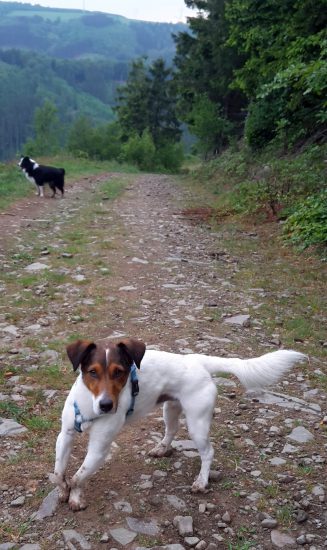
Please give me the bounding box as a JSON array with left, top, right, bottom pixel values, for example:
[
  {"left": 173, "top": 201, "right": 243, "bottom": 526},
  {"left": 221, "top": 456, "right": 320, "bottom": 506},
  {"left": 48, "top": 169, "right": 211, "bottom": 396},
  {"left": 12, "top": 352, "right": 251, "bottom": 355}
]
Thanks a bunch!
[
  {"left": 50, "top": 473, "right": 70, "bottom": 502},
  {"left": 68, "top": 488, "right": 87, "bottom": 511},
  {"left": 191, "top": 478, "right": 208, "bottom": 493},
  {"left": 148, "top": 443, "right": 173, "bottom": 458},
  {"left": 68, "top": 497, "right": 87, "bottom": 511}
]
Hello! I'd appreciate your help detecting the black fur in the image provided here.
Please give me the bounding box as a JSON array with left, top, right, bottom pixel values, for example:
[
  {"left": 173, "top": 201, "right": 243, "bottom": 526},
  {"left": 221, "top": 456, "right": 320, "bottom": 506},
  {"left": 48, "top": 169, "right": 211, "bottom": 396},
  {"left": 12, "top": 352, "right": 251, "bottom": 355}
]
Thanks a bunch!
[{"left": 18, "top": 156, "right": 65, "bottom": 197}]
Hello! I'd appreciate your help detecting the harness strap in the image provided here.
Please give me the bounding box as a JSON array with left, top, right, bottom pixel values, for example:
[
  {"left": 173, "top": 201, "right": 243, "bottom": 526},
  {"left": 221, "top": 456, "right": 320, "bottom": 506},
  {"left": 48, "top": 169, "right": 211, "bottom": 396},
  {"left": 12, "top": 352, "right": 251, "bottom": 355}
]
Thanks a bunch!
[
  {"left": 73, "top": 400, "right": 95, "bottom": 433},
  {"left": 126, "top": 363, "right": 139, "bottom": 417}
]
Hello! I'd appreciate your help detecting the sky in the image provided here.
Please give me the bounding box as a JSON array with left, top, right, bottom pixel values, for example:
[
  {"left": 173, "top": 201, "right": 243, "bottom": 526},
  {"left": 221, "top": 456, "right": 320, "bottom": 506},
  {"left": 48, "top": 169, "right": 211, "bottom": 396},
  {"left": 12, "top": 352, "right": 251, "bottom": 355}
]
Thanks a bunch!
[{"left": 3, "top": 0, "right": 195, "bottom": 23}]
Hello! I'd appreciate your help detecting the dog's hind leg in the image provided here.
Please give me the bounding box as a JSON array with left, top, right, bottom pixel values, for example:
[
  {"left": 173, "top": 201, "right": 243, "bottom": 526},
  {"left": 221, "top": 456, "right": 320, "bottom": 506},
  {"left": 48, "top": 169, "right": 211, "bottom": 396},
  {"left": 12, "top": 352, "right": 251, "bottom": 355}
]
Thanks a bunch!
[
  {"left": 149, "top": 400, "right": 182, "bottom": 457},
  {"left": 49, "top": 183, "right": 56, "bottom": 198},
  {"left": 182, "top": 383, "right": 216, "bottom": 493}
]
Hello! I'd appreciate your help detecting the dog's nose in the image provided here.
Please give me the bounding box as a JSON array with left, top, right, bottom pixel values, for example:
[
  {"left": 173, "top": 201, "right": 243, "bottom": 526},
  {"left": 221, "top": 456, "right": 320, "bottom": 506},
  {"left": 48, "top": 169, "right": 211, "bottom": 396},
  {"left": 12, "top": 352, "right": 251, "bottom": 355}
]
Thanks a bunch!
[{"left": 99, "top": 398, "right": 113, "bottom": 413}]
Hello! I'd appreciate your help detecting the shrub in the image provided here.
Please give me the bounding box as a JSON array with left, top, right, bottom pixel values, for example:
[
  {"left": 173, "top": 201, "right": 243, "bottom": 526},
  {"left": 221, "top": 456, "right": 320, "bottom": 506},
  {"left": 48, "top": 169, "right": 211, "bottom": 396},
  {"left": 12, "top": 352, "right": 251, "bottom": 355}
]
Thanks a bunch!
[
  {"left": 155, "top": 141, "right": 184, "bottom": 172},
  {"left": 283, "top": 191, "right": 327, "bottom": 251},
  {"left": 120, "top": 130, "right": 156, "bottom": 171}
]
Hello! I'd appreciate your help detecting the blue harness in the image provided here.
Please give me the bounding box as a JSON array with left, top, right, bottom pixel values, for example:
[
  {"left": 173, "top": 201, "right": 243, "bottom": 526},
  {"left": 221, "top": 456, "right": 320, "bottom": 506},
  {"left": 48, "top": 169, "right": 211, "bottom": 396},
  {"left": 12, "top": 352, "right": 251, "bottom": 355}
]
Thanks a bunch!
[{"left": 73, "top": 362, "right": 139, "bottom": 433}]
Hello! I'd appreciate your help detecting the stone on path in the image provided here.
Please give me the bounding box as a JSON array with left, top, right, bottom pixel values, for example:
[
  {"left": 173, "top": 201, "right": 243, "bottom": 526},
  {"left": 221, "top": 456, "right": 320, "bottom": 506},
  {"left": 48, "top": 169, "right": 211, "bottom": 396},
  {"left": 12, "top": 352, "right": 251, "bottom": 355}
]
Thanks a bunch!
[
  {"left": 109, "top": 527, "right": 137, "bottom": 545},
  {"left": 223, "top": 314, "right": 251, "bottom": 327},
  {"left": 114, "top": 500, "right": 132, "bottom": 513},
  {"left": 136, "top": 546, "right": 185, "bottom": 550},
  {"left": 25, "top": 262, "right": 49, "bottom": 272},
  {"left": 166, "top": 494, "right": 187, "bottom": 511},
  {"left": 271, "top": 530, "right": 296, "bottom": 548},
  {"left": 246, "top": 390, "right": 320, "bottom": 415},
  {"left": 62, "top": 530, "right": 92, "bottom": 550},
  {"left": 0, "top": 325, "right": 19, "bottom": 337},
  {"left": 32, "top": 488, "right": 60, "bottom": 520},
  {"left": 286, "top": 426, "right": 314, "bottom": 443},
  {"left": 269, "top": 457, "right": 286, "bottom": 466},
  {"left": 173, "top": 516, "right": 193, "bottom": 537},
  {"left": 0, "top": 418, "right": 27, "bottom": 436},
  {"left": 126, "top": 517, "right": 160, "bottom": 536}
]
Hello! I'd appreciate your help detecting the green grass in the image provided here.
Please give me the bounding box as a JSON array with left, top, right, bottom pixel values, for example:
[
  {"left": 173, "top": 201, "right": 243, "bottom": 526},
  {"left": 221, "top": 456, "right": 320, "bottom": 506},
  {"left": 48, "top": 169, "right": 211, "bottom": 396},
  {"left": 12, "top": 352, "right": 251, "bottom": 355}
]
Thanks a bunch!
[
  {"left": 276, "top": 504, "right": 294, "bottom": 526},
  {"left": 0, "top": 156, "right": 138, "bottom": 211},
  {"left": 0, "top": 162, "right": 31, "bottom": 209}
]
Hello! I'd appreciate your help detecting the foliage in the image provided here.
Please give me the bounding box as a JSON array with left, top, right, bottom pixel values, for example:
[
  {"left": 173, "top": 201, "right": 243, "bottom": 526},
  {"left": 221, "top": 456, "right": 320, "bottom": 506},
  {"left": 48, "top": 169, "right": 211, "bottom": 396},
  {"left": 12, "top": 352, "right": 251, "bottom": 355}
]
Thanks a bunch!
[
  {"left": 283, "top": 191, "right": 327, "bottom": 251},
  {"left": 225, "top": 0, "right": 327, "bottom": 148},
  {"left": 174, "top": 0, "right": 246, "bottom": 156},
  {"left": 188, "top": 94, "right": 234, "bottom": 156},
  {"left": 188, "top": 143, "right": 327, "bottom": 229},
  {"left": 24, "top": 100, "right": 61, "bottom": 156},
  {"left": 120, "top": 130, "right": 184, "bottom": 172},
  {"left": 120, "top": 130, "right": 156, "bottom": 171},
  {"left": 116, "top": 58, "right": 181, "bottom": 147},
  {"left": 155, "top": 141, "right": 185, "bottom": 172}
]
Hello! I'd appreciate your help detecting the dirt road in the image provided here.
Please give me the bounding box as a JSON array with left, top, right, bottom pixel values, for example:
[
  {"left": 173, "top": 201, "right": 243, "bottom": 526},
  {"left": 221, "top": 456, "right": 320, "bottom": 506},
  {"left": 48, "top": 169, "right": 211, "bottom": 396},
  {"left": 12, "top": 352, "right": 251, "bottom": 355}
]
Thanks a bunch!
[{"left": 0, "top": 173, "right": 326, "bottom": 549}]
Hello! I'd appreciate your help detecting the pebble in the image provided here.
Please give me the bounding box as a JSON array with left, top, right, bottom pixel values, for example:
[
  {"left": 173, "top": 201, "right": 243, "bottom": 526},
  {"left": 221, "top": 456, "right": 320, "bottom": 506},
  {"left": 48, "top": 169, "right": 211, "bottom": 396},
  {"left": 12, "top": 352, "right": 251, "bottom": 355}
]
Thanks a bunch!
[
  {"left": 173, "top": 516, "right": 193, "bottom": 537},
  {"left": 262, "top": 518, "right": 278, "bottom": 528},
  {"left": 271, "top": 529, "right": 296, "bottom": 547},
  {"left": 184, "top": 538, "right": 200, "bottom": 547},
  {"left": 62, "top": 530, "right": 92, "bottom": 549},
  {"left": 10, "top": 495, "right": 25, "bottom": 507},
  {"left": 286, "top": 426, "right": 314, "bottom": 443}
]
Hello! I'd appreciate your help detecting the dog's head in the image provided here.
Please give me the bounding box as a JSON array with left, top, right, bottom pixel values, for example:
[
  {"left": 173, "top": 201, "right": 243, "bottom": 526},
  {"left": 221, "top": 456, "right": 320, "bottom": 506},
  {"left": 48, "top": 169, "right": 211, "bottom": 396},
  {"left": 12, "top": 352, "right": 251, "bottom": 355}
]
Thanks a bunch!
[
  {"left": 66, "top": 338, "right": 146, "bottom": 416},
  {"left": 18, "top": 156, "right": 36, "bottom": 172}
]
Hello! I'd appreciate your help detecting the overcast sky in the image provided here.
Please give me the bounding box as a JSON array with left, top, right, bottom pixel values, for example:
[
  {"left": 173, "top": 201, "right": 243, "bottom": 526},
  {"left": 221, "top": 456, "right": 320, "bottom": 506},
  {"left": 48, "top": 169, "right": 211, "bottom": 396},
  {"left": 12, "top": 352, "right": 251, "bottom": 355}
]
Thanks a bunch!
[{"left": 4, "top": 0, "right": 195, "bottom": 22}]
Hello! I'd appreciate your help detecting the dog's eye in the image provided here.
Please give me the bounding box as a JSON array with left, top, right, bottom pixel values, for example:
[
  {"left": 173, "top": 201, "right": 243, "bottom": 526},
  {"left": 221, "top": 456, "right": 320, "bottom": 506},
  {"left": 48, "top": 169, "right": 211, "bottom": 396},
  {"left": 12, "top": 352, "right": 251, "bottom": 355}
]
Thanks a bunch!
[
  {"left": 112, "top": 368, "right": 123, "bottom": 379},
  {"left": 88, "top": 369, "right": 98, "bottom": 378}
]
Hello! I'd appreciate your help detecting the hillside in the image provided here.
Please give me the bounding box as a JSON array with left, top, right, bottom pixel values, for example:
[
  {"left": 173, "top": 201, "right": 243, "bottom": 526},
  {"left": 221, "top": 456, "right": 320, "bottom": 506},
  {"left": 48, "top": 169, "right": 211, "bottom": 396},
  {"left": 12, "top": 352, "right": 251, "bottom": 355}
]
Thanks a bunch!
[
  {"left": 0, "top": 2, "right": 184, "bottom": 60},
  {"left": 0, "top": 2, "right": 186, "bottom": 160}
]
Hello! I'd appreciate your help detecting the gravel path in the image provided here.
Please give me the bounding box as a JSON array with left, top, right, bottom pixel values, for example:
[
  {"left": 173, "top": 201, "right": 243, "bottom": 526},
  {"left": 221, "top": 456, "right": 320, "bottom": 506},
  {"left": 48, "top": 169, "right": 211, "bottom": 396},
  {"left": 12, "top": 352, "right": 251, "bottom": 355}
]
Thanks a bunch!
[{"left": 0, "top": 173, "right": 326, "bottom": 550}]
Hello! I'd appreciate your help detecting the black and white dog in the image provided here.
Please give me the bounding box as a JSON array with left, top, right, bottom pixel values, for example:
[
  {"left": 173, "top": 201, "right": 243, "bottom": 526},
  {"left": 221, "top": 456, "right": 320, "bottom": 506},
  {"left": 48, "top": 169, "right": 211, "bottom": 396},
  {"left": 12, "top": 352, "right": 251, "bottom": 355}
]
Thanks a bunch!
[{"left": 18, "top": 156, "right": 65, "bottom": 198}]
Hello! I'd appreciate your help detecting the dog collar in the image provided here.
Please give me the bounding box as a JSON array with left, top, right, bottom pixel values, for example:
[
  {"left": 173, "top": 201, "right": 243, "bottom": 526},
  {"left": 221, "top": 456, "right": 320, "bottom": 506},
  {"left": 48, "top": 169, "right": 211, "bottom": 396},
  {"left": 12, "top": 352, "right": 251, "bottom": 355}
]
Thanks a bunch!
[{"left": 126, "top": 362, "right": 139, "bottom": 417}]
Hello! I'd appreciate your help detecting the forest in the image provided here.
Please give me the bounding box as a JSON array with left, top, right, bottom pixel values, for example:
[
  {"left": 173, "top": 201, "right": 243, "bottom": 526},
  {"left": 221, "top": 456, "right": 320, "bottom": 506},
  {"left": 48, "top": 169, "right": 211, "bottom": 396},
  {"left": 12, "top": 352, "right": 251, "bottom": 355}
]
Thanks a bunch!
[{"left": 0, "top": 1, "right": 185, "bottom": 160}]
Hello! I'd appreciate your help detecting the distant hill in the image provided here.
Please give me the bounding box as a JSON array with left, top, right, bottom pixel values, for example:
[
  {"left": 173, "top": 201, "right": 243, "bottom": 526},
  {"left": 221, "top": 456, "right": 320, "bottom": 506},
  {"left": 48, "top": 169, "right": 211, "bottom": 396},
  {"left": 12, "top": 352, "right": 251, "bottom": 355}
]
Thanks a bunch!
[
  {"left": 0, "top": 2, "right": 184, "bottom": 60},
  {"left": 0, "top": 2, "right": 186, "bottom": 160}
]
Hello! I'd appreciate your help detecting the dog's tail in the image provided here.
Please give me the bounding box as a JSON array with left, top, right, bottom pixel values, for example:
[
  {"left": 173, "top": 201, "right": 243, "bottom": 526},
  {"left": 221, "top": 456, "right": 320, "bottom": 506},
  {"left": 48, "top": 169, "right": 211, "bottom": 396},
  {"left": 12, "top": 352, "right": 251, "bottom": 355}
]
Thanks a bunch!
[{"left": 199, "top": 350, "right": 306, "bottom": 390}]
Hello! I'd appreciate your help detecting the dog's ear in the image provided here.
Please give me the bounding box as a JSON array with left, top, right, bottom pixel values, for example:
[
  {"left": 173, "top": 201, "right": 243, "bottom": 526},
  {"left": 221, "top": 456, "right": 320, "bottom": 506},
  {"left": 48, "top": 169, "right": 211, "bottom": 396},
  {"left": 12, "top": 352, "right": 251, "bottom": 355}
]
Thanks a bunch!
[
  {"left": 66, "top": 339, "right": 96, "bottom": 371},
  {"left": 117, "top": 338, "right": 146, "bottom": 369}
]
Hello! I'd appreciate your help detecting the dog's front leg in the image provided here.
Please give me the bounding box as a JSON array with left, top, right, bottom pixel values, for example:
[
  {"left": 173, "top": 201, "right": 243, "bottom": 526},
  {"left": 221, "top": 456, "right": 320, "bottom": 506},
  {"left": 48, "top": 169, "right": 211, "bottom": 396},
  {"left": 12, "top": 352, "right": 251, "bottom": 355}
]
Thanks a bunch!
[
  {"left": 52, "top": 425, "right": 76, "bottom": 502},
  {"left": 51, "top": 402, "right": 76, "bottom": 502},
  {"left": 68, "top": 421, "right": 123, "bottom": 511}
]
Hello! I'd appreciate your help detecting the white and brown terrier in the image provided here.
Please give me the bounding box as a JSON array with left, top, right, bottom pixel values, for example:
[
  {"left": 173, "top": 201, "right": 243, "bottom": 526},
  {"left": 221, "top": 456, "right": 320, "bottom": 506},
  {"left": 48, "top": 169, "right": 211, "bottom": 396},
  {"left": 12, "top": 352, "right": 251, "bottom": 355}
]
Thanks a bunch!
[{"left": 52, "top": 338, "right": 305, "bottom": 511}]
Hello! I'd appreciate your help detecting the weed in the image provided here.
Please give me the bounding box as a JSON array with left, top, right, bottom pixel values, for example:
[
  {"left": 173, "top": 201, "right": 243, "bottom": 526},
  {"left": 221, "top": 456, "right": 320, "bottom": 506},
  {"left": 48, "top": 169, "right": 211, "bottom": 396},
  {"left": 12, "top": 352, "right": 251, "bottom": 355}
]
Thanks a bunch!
[
  {"left": 25, "top": 416, "right": 53, "bottom": 431},
  {"left": 265, "top": 483, "right": 279, "bottom": 499},
  {"left": 151, "top": 457, "right": 171, "bottom": 471},
  {"left": 277, "top": 504, "right": 294, "bottom": 526},
  {"left": 221, "top": 479, "right": 235, "bottom": 490},
  {"left": 0, "top": 401, "right": 26, "bottom": 423}
]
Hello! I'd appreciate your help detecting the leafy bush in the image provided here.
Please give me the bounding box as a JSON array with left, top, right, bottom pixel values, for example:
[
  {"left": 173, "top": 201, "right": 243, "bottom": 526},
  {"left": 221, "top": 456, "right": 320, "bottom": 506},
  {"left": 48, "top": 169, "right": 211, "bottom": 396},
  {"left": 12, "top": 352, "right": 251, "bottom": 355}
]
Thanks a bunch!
[
  {"left": 120, "top": 130, "right": 156, "bottom": 171},
  {"left": 283, "top": 191, "right": 327, "bottom": 251},
  {"left": 244, "top": 94, "right": 285, "bottom": 150},
  {"left": 155, "top": 141, "right": 184, "bottom": 172}
]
